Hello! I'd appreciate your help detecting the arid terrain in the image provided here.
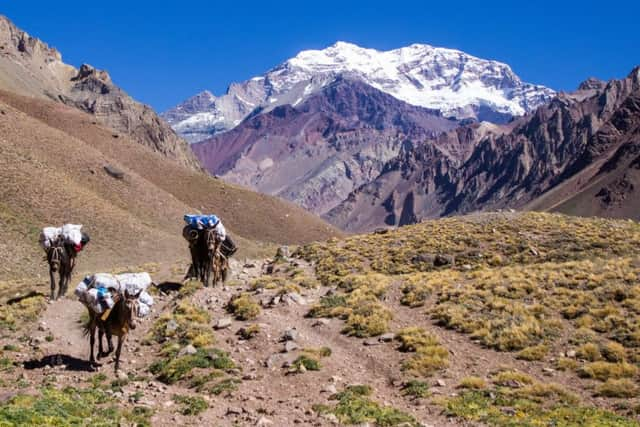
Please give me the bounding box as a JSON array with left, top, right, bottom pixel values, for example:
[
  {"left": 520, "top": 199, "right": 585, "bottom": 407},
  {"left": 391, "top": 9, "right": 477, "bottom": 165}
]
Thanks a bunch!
[{"left": 1, "top": 212, "right": 639, "bottom": 426}]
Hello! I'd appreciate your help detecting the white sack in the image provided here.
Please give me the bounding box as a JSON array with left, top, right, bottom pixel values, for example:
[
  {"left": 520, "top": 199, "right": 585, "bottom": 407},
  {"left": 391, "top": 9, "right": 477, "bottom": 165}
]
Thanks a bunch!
[
  {"left": 39, "top": 227, "right": 62, "bottom": 249},
  {"left": 137, "top": 302, "right": 151, "bottom": 318},
  {"left": 117, "top": 272, "right": 152, "bottom": 296},
  {"left": 91, "top": 273, "right": 121, "bottom": 292},
  {"left": 138, "top": 290, "right": 154, "bottom": 307},
  {"left": 61, "top": 224, "right": 83, "bottom": 245}
]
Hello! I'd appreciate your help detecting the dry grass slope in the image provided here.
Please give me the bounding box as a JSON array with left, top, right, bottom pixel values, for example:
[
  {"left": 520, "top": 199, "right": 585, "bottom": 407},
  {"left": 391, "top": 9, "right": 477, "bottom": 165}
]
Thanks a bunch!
[
  {"left": 297, "top": 212, "right": 640, "bottom": 424},
  {"left": 0, "top": 90, "right": 340, "bottom": 280}
]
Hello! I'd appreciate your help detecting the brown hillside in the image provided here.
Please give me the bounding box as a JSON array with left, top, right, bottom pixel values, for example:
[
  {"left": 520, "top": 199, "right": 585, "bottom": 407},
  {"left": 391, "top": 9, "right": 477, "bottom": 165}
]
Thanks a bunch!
[{"left": 0, "top": 91, "right": 340, "bottom": 279}]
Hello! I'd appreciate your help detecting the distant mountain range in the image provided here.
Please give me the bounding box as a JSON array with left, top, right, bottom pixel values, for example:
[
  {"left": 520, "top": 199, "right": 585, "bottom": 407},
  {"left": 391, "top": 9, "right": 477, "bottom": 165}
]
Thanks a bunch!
[
  {"left": 326, "top": 68, "right": 640, "bottom": 230},
  {"left": 4, "top": 13, "right": 636, "bottom": 234},
  {"left": 185, "top": 41, "right": 639, "bottom": 230},
  {"left": 163, "top": 41, "right": 554, "bottom": 143}
]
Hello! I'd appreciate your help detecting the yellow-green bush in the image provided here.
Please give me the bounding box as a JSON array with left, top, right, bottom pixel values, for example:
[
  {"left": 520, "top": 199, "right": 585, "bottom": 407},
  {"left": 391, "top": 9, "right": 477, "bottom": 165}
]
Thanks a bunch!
[
  {"left": 226, "top": 293, "right": 261, "bottom": 320},
  {"left": 578, "top": 361, "right": 638, "bottom": 381}
]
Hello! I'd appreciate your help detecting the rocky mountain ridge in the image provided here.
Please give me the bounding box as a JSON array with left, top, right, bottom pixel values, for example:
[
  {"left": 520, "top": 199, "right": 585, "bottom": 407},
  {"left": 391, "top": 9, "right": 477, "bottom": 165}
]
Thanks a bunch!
[
  {"left": 192, "top": 77, "right": 460, "bottom": 214},
  {"left": 327, "top": 67, "right": 640, "bottom": 231},
  {"left": 0, "top": 15, "right": 199, "bottom": 169}
]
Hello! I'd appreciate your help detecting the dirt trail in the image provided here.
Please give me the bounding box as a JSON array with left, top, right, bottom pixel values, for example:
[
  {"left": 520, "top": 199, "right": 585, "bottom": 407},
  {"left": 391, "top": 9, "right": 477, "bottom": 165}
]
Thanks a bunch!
[
  {"left": 0, "top": 256, "right": 473, "bottom": 426},
  {"left": 3, "top": 248, "right": 631, "bottom": 427}
]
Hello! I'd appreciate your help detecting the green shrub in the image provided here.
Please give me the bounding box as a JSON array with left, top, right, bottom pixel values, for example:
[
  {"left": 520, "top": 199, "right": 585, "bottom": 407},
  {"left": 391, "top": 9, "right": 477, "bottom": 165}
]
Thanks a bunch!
[{"left": 173, "top": 394, "right": 208, "bottom": 416}]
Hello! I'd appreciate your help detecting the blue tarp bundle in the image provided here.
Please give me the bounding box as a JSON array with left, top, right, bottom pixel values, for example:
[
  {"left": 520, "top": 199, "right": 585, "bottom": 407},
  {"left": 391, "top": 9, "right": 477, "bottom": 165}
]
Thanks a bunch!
[{"left": 184, "top": 214, "right": 220, "bottom": 229}]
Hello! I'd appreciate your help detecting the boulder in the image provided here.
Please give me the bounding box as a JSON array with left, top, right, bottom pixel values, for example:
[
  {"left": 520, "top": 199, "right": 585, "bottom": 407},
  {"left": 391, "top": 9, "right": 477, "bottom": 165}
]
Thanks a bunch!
[
  {"left": 215, "top": 317, "right": 233, "bottom": 330},
  {"left": 104, "top": 165, "right": 125, "bottom": 180},
  {"left": 434, "top": 254, "right": 455, "bottom": 267}
]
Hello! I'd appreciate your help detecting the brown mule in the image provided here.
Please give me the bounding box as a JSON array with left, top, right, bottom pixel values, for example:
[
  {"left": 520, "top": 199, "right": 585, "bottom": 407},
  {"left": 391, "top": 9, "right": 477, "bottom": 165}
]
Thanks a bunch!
[{"left": 84, "top": 293, "right": 137, "bottom": 372}]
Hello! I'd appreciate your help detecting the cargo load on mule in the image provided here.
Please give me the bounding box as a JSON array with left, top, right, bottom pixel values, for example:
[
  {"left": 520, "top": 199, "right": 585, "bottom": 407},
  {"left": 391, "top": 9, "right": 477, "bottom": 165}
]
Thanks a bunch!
[
  {"left": 75, "top": 272, "right": 154, "bottom": 371},
  {"left": 39, "top": 224, "right": 90, "bottom": 300},
  {"left": 182, "top": 214, "right": 236, "bottom": 286}
]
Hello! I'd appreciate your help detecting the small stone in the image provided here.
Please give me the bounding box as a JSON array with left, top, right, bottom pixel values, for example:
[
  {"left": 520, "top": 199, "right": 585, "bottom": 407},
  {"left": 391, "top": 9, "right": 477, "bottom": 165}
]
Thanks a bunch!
[
  {"left": 322, "top": 413, "right": 339, "bottom": 424},
  {"left": 265, "top": 354, "right": 280, "bottom": 368},
  {"left": 283, "top": 292, "right": 306, "bottom": 305},
  {"left": 312, "top": 319, "right": 330, "bottom": 327},
  {"left": 215, "top": 317, "right": 233, "bottom": 329},
  {"left": 256, "top": 416, "right": 273, "bottom": 426},
  {"left": 435, "top": 379, "right": 446, "bottom": 387},
  {"left": 227, "top": 406, "right": 242, "bottom": 415},
  {"left": 566, "top": 350, "right": 577, "bottom": 358},
  {"left": 275, "top": 246, "right": 290, "bottom": 259},
  {"left": 363, "top": 339, "right": 381, "bottom": 346},
  {"left": 38, "top": 322, "right": 47, "bottom": 331},
  {"left": 283, "top": 328, "right": 298, "bottom": 341},
  {"left": 165, "top": 319, "right": 178, "bottom": 334},
  {"left": 284, "top": 341, "right": 299, "bottom": 353},
  {"left": 243, "top": 372, "right": 258, "bottom": 380},
  {"left": 178, "top": 344, "right": 197, "bottom": 356},
  {"left": 434, "top": 254, "right": 454, "bottom": 267},
  {"left": 542, "top": 367, "right": 555, "bottom": 374},
  {"left": 321, "top": 384, "right": 337, "bottom": 394},
  {"left": 501, "top": 407, "right": 516, "bottom": 416},
  {"left": 379, "top": 333, "right": 395, "bottom": 342},
  {"left": 462, "top": 264, "right": 473, "bottom": 271}
]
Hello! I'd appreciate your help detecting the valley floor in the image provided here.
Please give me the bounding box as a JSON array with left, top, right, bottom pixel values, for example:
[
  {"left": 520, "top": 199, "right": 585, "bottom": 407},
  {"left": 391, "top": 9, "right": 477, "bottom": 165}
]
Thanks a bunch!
[{"left": 1, "top": 212, "right": 640, "bottom": 426}]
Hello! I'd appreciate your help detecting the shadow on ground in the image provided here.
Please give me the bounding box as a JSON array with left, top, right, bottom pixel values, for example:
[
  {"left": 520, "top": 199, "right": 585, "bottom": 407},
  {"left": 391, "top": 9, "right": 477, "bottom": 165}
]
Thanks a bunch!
[
  {"left": 23, "top": 354, "right": 97, "bottom": 372},
  {"left": 155, "top": 281, "right": 183, "bottom": 294}
]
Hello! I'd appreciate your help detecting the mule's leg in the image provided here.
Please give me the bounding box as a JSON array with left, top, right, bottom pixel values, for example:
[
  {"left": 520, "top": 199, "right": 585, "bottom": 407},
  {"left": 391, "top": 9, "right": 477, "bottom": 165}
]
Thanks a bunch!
[
  {"left": 97, "top": 327, "right": 105, "bottom": 358},
  {"left": 221, "top": 258, "right": 229, "bottom": 283},
  {"left": 57, "top": 267, "right": 66, "bottom": 300},
  {"left": 114, "top": 335, "right": 125, "bottom": 373},
  {"left": 106, "top": 329, "right": 114, "bottom": 355},
  {"left": 60, "top": 265, "right": 69, "bottom": 298},
  {"left": 89, "top": 325, "right": 97, "bottom": 366},
  {"left": 49, "top": 268, "right": 56, "bottom": 300}
]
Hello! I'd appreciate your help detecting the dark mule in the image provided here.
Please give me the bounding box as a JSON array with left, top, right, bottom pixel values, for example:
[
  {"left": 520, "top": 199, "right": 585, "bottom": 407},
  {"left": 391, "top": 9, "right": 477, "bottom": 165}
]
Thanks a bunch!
[
  {"left": 84, "top": 293, "right": 137, "bottom": 372},
  {"left": 46, "top": 244, "right": 76, "bottom": 300},
  {"left": 184, "top": 227, "right": 228, "bottom": 287}
]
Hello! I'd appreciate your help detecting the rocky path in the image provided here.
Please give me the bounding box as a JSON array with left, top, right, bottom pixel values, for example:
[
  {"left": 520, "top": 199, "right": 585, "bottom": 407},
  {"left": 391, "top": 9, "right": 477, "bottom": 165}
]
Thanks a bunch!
[{"left": 0, "top": 255, "right": 473, "bottom": 426}]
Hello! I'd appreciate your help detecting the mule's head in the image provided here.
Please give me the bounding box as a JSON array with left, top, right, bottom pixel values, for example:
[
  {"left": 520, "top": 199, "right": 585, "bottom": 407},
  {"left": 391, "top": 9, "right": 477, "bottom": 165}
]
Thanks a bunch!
[
  {"left": 123, "top": 292, "right": 139, "bottom": 331},
  {"left": 47, "top": 247, "right": 62, "bottom": 272},
  {"left": 205, "top": 229, "right": 220, "bottom": 251}
]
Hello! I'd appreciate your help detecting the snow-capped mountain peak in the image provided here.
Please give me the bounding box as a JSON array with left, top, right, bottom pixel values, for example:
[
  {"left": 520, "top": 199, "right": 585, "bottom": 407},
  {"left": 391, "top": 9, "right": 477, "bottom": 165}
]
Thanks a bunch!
[{"left": 162, "top": 41, "right": 554, "bottom": 143}]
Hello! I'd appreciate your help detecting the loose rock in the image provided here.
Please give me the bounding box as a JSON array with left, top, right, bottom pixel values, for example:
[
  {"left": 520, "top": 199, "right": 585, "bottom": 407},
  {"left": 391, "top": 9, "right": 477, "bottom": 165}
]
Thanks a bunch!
[{"left": 215, "top": 317, "right": 233, "bottom": 329}]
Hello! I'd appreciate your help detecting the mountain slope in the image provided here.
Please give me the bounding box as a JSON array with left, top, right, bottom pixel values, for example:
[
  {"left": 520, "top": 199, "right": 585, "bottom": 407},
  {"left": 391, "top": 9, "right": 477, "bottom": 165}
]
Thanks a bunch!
[
  {"left": 328, "top": 67, "right": 640, "bottom": 231},
  {"left": 0, "top": 90, "right": 340, "bottom": 279},
  {"left": 0, "top": 15, "right": 199, "bottom": 169},
  {"left": 192, "top": 77, "right": 459, "bottom": 214},
  {"left": 164, "top": 41, "right": 554, "bottom": 142}
]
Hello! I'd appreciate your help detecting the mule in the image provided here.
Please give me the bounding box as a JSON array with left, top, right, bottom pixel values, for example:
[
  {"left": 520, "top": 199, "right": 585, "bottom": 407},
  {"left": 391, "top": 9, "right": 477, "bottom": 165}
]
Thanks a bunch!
[
  {"left": 46, "top": 243, "right": 76, "bottom": 300},
  {"left": 84, "top": 292, "right": 137, "bottom": 372},
  {"left": 184, "top": 228, "right": 228, "bottom": 287}
]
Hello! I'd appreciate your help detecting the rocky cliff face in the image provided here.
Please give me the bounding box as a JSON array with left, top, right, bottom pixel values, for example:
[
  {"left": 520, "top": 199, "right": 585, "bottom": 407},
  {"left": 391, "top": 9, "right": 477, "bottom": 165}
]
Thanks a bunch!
[
  {"left": 0, "top": 16, "right": 200, "bottom": 169},
  {"left": 164, "top": 41, "right": 554, "bottom": 142},
  {"left": 192, "top": 77, "right": 459, "bottom": 214},
  {"left": 327, "top": 67, "right": 640, "bottom": 231}
]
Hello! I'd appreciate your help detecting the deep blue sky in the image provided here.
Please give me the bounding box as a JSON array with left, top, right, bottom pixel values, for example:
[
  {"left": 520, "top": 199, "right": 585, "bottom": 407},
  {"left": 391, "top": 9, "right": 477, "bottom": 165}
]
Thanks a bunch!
[{"left": 4, "top": 0, "right": 639, "bottom": 112}]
